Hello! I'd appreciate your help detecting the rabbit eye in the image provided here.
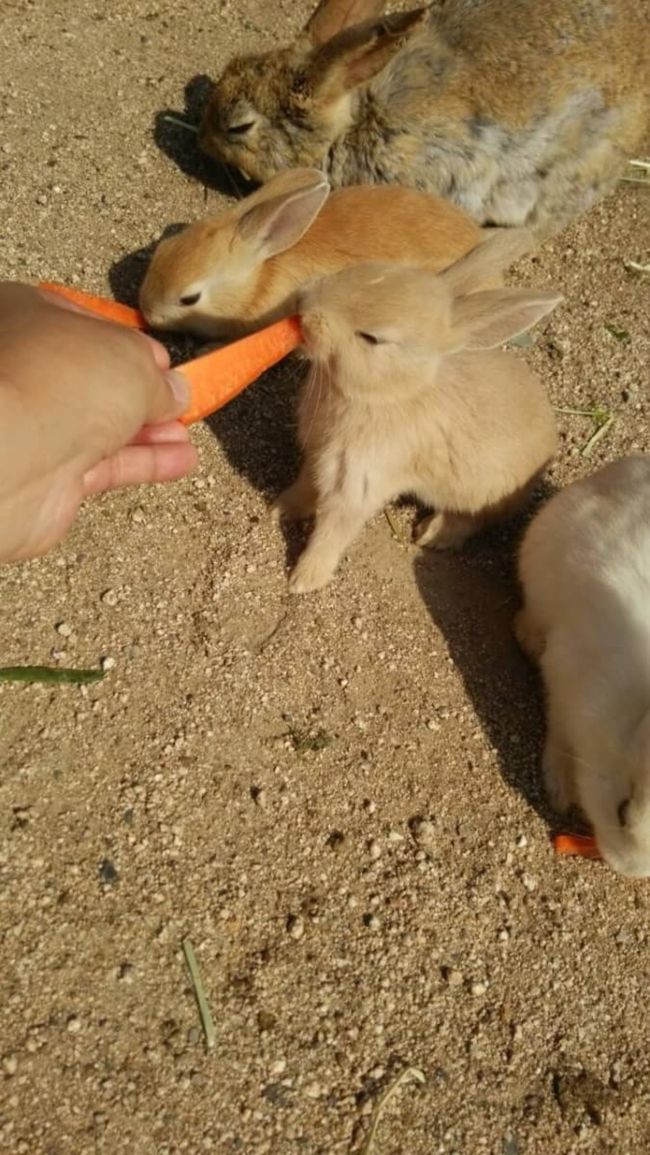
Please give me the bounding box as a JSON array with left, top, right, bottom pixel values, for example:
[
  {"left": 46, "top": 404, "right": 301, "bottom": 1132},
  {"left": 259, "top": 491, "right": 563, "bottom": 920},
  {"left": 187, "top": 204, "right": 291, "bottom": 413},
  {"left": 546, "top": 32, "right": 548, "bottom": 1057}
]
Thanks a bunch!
[
  {"left": 357, "top": 331, "right": 384, "bottom": 346},
  {"left": 617, "top": 798, "right": 630, "bottom": 828},
  {"left": 227, "top": 121, "right": 255, "bottom": 136},
  {"left": 179, "top": 292, "right": 201, "bottom": 307}
]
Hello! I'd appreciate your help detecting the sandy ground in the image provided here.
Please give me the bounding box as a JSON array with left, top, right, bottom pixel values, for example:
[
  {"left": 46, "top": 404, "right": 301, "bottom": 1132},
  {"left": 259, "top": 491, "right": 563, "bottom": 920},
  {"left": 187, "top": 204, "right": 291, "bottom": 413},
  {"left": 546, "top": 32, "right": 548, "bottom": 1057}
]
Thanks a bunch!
[{"left": 1, "top": 3, "right": 649, "bottom": 1153}]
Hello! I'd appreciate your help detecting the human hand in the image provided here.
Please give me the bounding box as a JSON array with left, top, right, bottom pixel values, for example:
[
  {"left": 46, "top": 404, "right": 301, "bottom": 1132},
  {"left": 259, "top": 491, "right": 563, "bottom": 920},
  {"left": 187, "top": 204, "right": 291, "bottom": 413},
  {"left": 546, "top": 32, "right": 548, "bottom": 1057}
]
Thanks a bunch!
[{"left": 0, "top": 282, "right": 198, "bottom": 562}]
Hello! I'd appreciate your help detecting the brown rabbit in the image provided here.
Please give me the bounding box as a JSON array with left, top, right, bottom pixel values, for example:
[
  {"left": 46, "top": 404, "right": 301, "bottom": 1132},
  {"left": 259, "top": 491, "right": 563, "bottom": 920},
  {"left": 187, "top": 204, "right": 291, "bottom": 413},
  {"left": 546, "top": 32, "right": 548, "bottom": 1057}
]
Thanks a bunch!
[
  {"left": 199, "top": 0, "right": 648, "bottom": 238},
  {"left": 139, "top": 168, "right": 484, "bottom": 338},
  {"left": 275, "top": 228, "right": 561, "bottom": 593}
]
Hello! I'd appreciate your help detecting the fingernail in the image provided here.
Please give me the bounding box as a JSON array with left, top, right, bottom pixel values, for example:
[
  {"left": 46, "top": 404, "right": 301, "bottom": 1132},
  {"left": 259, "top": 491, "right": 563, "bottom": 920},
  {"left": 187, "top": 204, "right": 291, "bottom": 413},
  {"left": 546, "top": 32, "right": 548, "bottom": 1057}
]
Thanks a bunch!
[{"left": 165, "top": 369, "right": 190, "bottom": 409}]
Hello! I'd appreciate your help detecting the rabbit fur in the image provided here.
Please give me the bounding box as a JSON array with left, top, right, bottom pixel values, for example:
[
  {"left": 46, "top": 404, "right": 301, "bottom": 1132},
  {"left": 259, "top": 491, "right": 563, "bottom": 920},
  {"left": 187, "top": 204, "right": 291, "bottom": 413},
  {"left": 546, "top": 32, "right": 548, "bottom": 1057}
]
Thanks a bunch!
[
  {"left": 139, "top": 168, "right": 485, "bottom": 338},
  {"left": 199, "top": 0, "right": 648, "bottom": 238},
  {"left": 516, "top": 455, "right": 650, "bottom": 878},
  {"left": 276, "top": 227, "right": 560, "bottom": 593}
]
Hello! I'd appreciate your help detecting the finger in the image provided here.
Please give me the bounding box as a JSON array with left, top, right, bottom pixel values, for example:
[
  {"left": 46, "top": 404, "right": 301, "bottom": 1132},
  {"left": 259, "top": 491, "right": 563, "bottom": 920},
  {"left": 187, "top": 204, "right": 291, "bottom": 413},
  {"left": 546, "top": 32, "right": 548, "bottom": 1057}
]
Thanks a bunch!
[
  {"left": 130, "top": 421, "right": 191, "bottom": 446},
  {"left": 82, "top": 442, "right": 198, "bottom": 495},
  {"left": 141, "top": 333, "right": 171, "bottom": 372},
  {"left": 39, "top": 288, "right": 173, "bottom": 369}
]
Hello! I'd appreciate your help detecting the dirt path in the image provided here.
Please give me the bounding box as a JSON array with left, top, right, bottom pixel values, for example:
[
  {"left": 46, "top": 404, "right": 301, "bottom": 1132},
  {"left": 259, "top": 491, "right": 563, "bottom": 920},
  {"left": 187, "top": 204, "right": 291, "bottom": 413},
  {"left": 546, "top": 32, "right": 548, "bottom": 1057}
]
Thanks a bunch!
[{"left": 1, "top": 3, "right": 649, "bottom": 1153}]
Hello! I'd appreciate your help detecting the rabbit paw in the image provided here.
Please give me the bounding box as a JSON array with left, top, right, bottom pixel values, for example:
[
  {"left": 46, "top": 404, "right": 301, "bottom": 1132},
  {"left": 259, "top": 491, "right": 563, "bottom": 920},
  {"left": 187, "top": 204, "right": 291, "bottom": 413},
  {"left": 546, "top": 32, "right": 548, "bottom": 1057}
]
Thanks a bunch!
[
  {"left": 272, "top": 481, "right": 316, "bottom": 523},
  {"left": 514, "top": 608, "right": 546, "bottom": 660},
  {"left": 289, "top": 552, "right": 335, "bottom": 594},
  {"left": 542, "top": 740, "right": 575, "bottom": 813},
  {"left": 414, "top": 511, "right": 475, "bottom": 550}
]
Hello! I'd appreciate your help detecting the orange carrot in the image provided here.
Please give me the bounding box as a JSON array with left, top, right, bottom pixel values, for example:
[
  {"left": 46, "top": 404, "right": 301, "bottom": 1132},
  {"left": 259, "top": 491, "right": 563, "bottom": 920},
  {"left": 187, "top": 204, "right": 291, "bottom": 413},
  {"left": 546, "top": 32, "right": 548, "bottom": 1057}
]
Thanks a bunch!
[
  {"left": 553, "top": 832, "right": 602, "bottom": 859},
  {"left": 39, "top": 282, "right": 146, "bottom": 329},
  {"left": 178, "top": 315, "right": 303, "bottom": 425}
]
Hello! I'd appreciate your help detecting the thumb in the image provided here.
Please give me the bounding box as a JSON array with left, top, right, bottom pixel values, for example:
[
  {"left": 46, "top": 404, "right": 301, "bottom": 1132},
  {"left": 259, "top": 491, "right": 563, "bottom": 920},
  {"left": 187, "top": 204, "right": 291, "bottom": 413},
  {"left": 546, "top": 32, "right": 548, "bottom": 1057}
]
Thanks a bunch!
[{"left": 157, "top": 368, "right": 191, "bottom": 422}]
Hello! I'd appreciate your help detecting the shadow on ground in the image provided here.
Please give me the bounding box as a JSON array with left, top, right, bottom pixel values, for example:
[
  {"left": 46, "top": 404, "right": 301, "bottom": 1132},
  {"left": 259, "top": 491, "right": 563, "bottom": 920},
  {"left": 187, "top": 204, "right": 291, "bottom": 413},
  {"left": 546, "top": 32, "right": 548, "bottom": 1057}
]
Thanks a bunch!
[
  {"left": 154, "top": 74, "right": 256, "bottom": 200},
  {"left": 108, "top": 224, "right": 186, "bottom": 306},
  {"left": 413, "top": 496, "right": 557, "bottom": 824}
]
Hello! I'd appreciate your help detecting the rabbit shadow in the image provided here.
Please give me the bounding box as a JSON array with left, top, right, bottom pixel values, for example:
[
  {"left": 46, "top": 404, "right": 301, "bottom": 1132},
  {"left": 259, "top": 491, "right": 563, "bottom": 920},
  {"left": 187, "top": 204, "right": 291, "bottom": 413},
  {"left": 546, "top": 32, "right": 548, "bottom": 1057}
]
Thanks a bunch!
[
  {"left": 154, "top": 74, "right": 256, "bottom": 200},
  {"left": 108, "top": 223, "right": 186, "bottom": 306},
  {"left": 413, "top": 489, "right": 558, "bottom": 825}
]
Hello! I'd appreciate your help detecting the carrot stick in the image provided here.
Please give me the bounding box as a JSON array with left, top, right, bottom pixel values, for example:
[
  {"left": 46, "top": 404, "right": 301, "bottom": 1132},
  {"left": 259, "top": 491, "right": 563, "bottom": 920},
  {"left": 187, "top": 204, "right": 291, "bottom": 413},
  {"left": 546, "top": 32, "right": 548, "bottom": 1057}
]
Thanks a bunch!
[
  {"left": 179, "top": 315, "right": 303, "bottom": 425},
  {"left": 38, "top": 283, "right": 146, "bottom": 329},
  {"left": 553, "top": 832, "right": 602, "bottom": 859}
]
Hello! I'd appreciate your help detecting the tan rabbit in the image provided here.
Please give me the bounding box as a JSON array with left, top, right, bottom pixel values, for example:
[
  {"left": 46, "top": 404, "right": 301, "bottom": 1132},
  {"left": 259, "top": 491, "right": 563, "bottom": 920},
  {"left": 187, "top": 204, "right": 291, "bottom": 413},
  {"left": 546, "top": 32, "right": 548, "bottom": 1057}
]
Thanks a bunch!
[
  {"left": 275, "top": 228, "right": 560, "bottom": 593},
  {"left": 516, "top": 456, "right": 650, "bottom": 878},
  {"left": 139, "top": 167, "right": 484, "bottom": 338},
  {"left": 199, "top": 0, "right": 648, "bottom": 238}
]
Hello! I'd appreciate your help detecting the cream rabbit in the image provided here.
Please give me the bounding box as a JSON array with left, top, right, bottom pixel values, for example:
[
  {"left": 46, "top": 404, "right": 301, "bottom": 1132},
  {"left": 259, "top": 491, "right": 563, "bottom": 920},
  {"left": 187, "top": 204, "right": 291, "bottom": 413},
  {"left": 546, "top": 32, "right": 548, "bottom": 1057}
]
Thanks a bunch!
[
  {"left": 276, "top": 228, "right": 560, "bottom": 593},
  {"left": 516, "top": 456, "right": 650, "bottom": 878},
  {"left": 139, "top": 167, "right": 484, "bottom": 338},
  {"left": 199, "top": 0, "right": 648, "bottom": 238}
]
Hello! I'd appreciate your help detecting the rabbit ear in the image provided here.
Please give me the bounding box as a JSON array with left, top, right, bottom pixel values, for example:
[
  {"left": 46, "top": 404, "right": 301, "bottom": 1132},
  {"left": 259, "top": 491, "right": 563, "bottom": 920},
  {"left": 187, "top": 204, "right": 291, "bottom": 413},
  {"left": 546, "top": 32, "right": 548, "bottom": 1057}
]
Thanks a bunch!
[
  {"left": 236, "top": 176, "right": 330, "bottom": 258},
  {"left": 449, "top": 288, "right": 563, "bottom": 351},
  {"left": 241, "top": 168, "right": 331, "bottom": 210},
  {"left": 439, "top": 228, "right": 535, "bottom": 296},
  {"left": 309, "top": 8, "right": 428, "bottom": 94},
  {"left": 305, "top": 1, "right": 387, "bottom": 46}
]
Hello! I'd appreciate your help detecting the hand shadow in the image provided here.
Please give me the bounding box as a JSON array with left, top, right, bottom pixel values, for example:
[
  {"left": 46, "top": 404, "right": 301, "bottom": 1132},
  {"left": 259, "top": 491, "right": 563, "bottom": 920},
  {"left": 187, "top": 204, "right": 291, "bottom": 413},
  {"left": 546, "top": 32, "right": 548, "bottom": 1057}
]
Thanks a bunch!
[
  {"left": 413, "top": 494, "right": 557, "bottom": 825},
  {"left": 154, "top": 74, "right": 256, "bottom": 200}
]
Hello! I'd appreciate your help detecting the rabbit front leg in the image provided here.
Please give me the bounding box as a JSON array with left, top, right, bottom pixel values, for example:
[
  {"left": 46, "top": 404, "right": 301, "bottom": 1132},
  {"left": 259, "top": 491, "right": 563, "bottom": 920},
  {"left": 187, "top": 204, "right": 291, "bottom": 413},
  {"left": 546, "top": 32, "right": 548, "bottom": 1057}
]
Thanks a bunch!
[
  {"left": 289, "top": 497, "right": 374, "bottom": 594},
  {"left": 273, "top": 464, "right": 317, "bottom": 522},
  {"left": 289, "top": 450, "right": 386, "bottom": 594},
  {"left": 542, "top": 692, "right": 576, "bottom": 814}
]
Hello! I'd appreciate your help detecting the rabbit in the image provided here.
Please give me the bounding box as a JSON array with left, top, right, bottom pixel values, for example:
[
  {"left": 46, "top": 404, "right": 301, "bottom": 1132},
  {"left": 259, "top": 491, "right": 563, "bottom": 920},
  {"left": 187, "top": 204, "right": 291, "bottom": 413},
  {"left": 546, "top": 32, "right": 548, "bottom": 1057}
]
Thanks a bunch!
[
  {"left": 516, "top": 455, "right": 650, "bottom": 878},
  {"left": 274, "top": 227, "right": 561, "bottom": 594},
  {"left": 139, "top": 167, "right": 486, "bottom": 339},
  {"left": 198, "top": 0, "right": 648, "bottom": 239}
]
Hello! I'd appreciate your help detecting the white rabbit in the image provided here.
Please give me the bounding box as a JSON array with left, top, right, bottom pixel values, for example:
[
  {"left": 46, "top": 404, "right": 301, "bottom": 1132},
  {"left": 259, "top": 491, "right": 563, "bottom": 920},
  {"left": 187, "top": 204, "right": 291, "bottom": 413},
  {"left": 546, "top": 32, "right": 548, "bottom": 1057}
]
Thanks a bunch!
[{"left": 516, "top": 455, "right": 650, "bottom": 877}]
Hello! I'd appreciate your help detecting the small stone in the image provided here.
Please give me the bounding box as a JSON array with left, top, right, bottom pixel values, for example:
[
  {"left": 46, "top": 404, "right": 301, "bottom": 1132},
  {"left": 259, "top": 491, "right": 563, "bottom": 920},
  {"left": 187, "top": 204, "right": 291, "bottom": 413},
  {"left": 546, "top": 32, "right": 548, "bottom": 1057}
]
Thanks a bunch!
[
  {"left": 131, "top": 506, "right": 146, "bottom": 524},
  {"left": 326, "top": 830, "right": 345, "bottom": 851},
  {"left": 444, "top": 968, "right": 464, "bottom": 988},
  {"left": 3, "top": 1055, "right": 18, "bottom": 1076},
  {"left": 364, "top": 913, "right": 381, "bottom": 931},
  {"left": 287, "top": 915, "right": 304, "bottom": 940},
  {"left": 99, "top": 859, "right": 119, "bottom": 885},
  {"left": 352, "top": 616, "right": 363, "bottom": 629},
  {"left": 269, "top": 1059, "right": 286, "bottom": 1076},
  {"left": 257, "top": 1011, "right": 277, "bottom": 1033},
  {"left": 410, "top": 817, "right": 436, "bottom": 851},
  {"left": 187, "top": 1027, "right": 201, "bottom": 1045},
  {"left": 370, "top": 1066, "right": 385, "bottom": 1080},
  {"left": 522, "top": 873, "right": 537, "bottom": 892},
  {"left": 101, "top": 656, "right": 116, "bottom": 671},
  {"left": 101, "top": 589, "right": 119, "bottom": 607},
  {"left": 471, "top": 981, "right": 488, "bottom": 997},
  {"left": 387, "top": 829, "right": 404, "bottom": 844},
  {"left": 516, "top": 834, "right": 528, "bottom": 849},
  {"left": 56, "top": 622, "right": 72, "bottom": 637},
  {"left": 66, "top": 1015, "right": 81, "bottom": 1034},
  {"left": 368, "top": 839, "right": 381, "bottom": 861},
  {"left": 304, "top": 1080, "right": 322, "bottom": 1099}
]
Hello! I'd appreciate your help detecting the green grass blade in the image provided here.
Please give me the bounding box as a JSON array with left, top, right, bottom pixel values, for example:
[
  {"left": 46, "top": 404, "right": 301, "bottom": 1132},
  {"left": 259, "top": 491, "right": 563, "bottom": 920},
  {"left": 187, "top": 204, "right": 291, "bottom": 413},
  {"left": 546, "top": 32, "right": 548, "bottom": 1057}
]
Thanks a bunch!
[
  {"left": 182, "top": 939, "right": 216, "bottom": 1051},
  {"left": 0, "top": 666, "right": 105, "bottom": 685}
]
